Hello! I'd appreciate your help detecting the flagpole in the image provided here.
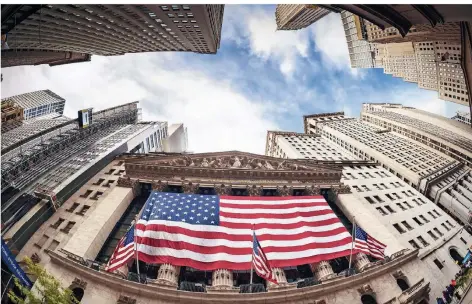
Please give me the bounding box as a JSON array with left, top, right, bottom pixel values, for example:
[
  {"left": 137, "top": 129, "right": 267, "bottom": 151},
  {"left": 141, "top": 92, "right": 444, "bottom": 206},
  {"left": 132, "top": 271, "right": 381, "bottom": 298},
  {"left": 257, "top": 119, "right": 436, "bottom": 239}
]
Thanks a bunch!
[
  {"left": 250, "top": 224, "right": 254, "bottom": 293},
  {"left": 348, "top": 217, "right": 356, "bottom": 272},
  {"left": 135, "top": 200, "right": 147, "bottom": 284}
]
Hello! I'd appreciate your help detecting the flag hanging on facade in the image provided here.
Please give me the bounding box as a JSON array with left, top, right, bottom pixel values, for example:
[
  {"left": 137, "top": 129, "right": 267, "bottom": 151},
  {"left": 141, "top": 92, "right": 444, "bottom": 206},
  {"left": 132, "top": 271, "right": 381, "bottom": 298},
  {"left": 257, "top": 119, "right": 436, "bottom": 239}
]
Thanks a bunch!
[
  {"left": 105, "top": 224, "right": 136, "bottom": 272},
  {"left": 135, "top": 192, "right": 353, "bottom": 270},
  {"left": 353, "top": 225, "right": 386, "bottom": 260},
  {"left": 252, "top": 232, "right": 277, "bottom": 284}
]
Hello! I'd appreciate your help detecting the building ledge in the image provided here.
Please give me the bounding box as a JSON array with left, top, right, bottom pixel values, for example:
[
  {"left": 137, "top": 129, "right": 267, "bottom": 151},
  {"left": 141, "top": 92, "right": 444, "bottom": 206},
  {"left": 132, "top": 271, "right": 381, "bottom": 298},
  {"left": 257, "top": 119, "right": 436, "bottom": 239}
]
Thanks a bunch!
[{"left": 48, "top": 249, "right": 421, "bottom": 303}]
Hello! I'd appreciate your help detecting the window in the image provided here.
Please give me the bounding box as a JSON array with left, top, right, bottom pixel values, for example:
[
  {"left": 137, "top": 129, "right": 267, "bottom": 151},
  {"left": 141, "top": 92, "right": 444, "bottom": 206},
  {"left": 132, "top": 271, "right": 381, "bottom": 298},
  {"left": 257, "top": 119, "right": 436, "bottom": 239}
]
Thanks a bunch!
[
  {"left": 105, "top": 169, "right": 115, "bottom": 175},
  {"left": 461, "top": 237, "right": 467, "bottom": 244},
  {"left": 352, "top": 186, "right": 362, "bottom": 192},
  {"left": 434, "top": 228, "right": 443, "bottom": 236},
  {"left": 361, "top": 185, "right": 370, "bottom": 191},
  {"left": 446, "top": 220, "right": 454, "bottom": 228},
  {"left": 60, "top": 221, "right": 75, "bottom": 234},
  {"left": 90, "top": 191, "right": 103, "bottom": 201},
  {"left": 385, "top": 205, "right": 396, "bottom": 213},
  {"left": 374, "top": 195, "right": 384, "bottom": 203},
  {"left": 396, "top": 203, "right": 407, "bottom": 211},
  {"left": 80, "top": 190, "right": 93, "bottom": 198},
  {"left": 420, "top": 215, "right": 429, "bottom": 223},
  {"left": 428, "top": 230, "right": 438, "bottom": 240},
  {"left": 66, "top": 202, "right": 80, "bottom": 213},
  {"left": 417, "top": 236, "right": 429, "bottom": 247},
  {"left": 404, "top": 201, "right": 413, "bottom": 209},
  {"left": 376, "top": 207, "right": 387, "bottom": 216},
  {"left": 47, "top": 240, "right": 60, "bottom": 252},
  {"left": 51, "top": 218, "right": 65, "bottom": 229},
  {"left": 35, "top": 235, "right": 49, "bottom": 248},
  {"left": 428, "top": 211, "right": 437, "bottom": 219},
  {"left": 434, "top": 210, "right": 441, "bottom": 217},
  {"left": 365, "top": 197, "right": 375, "bottom": 204},
  {"left": 402, "top": 221, "right": 413, "bottom": 231},
  {"left": 413, "top": 217, "right": 423, "bottom": 226},
  {"left": 386, "top": 193, "right": 394, "bottom": 200},
  {"left": 409, "top": 240, "right": 420, "bottom": 249},
  {"left": 393, "top": 223, "right": 406, "bottom": 234},
  {"left": 93, "top": 178, "right": 105, "bottom": 186},
  {"left": 433, "top": 259, "right": 444, "bottom": 270},
  {"left": 77, "top": 205, "right": 90, "bottom": 216},
  {"left": 114, "top": 170, "right": 125, "bottom": 176}
]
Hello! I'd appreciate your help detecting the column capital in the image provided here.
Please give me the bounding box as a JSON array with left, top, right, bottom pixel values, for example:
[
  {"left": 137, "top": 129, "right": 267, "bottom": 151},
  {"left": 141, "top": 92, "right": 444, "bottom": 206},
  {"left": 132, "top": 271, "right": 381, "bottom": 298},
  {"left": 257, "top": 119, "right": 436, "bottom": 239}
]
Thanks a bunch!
[
  {"left": 276, "top": 185, "right": 292, "bottom": 196},
  {"left": 311, "top": 260, "right": 336, "bottom": 282},
  {"left": 182, "top": 182, "right": 199, "bottom": 194},
  {"left": 266, "top": 267, "right": 296, "bottom": 292},
  {"left": 151, "top": 264, "right": 180, "bottom": 289},
  {"left": 354, "top": 252, "right": 373, "bottom": 273},
  {"left": 207, "top": 269, "right": 239, "bottom": 293},
  {"left": 214, "top": 184, "right": 232, "bottom": 195},
  {"left": 247, "top": 185, "right": 262, "bottom": 196},
  {"left": 305, "top": 185, "right": 321, "bottom": 195},
  {"left": 151, "top": 180, "right": 167, "bottom": 192}
]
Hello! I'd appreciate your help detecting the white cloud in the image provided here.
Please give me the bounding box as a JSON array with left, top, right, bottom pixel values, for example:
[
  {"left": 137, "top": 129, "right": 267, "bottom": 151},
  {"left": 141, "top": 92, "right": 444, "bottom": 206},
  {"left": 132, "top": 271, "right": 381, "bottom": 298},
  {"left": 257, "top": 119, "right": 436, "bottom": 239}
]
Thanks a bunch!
[
  {"left": 223, "top": 5, "right": 310, "bottom": 78},
  {"left": 1, "top": 54, "right": 278, "bottom": 154}
]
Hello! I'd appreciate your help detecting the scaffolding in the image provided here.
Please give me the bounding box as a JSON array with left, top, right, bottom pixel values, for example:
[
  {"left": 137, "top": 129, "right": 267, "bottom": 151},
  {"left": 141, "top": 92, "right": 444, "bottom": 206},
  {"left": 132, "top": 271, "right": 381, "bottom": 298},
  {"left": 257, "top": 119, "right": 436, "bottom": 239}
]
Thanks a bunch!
[{"left": 1, "top": 102, "right": 139, "bottom": 199}]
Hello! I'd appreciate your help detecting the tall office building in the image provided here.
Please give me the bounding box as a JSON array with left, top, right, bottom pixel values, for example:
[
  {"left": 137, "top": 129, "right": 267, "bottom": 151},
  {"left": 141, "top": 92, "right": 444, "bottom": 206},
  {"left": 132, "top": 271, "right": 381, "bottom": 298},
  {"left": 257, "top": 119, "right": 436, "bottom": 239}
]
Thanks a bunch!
[
  {"left": 301, "top": 110, "right": 472, "bottom": 227},
  {"left": 2, "top": 4, "right": 225, "bottom": 67},
  {"left": 1, "top": 92, "right": 186, "bottom": 254},
  {"left": 453, "top": 111, "right": 472, "bottom": 126},
  {"left": 275, "top": 5, "right": 330, "bottom": 30},
  {"left": 340, "top": 11, "right": 377, "bottom": 68},
  {"left": 1, "top": 89, "right": 65, "bottom": 120}
]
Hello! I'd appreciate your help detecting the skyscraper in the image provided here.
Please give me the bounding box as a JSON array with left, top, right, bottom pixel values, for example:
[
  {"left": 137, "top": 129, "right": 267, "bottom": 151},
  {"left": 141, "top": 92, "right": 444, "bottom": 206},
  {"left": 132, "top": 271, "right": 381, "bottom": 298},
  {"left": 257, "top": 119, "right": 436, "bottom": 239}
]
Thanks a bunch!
[
  {"left": 1, "top": 89, "right": 65, "bottom": 120},
  {"left": 275, "top": 5, "right": 330, "bottom": 30},
  {"left": 1, "top": 92, "right": 186, "bottom": 253},
  {"left": 2, "top": 4, "right": 225, "bottom": 67},
  {"left": 340, "top": 11, "right": 377, "bottom": 68},
  {"left": 300, "top": 110, "right": 472, "bottom": 227}
]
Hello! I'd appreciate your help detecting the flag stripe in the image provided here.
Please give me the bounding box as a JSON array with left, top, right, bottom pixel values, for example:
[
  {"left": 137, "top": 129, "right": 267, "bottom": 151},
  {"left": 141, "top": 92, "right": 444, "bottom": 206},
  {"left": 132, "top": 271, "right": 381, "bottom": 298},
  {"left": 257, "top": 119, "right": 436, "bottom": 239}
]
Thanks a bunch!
[
  {"left": 137, "top": 192, "right": 353, "bottom": 270},
  {"left": 353, "top": 226, "right": 386, "bottom": 260}
]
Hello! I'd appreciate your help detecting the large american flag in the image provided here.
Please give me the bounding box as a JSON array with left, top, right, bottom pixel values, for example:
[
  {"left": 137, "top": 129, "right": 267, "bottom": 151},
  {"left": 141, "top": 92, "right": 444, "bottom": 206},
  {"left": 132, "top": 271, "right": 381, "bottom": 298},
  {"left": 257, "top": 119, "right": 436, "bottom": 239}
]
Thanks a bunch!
[
  {"left": 105, "top": 224, "right": 135, "bottom": 272},
  {"left": 135, "top": 191, "right": 353, "bottom": 270},
  {"left": 354, "top": 225, "right": 386, "bottom": 260}
]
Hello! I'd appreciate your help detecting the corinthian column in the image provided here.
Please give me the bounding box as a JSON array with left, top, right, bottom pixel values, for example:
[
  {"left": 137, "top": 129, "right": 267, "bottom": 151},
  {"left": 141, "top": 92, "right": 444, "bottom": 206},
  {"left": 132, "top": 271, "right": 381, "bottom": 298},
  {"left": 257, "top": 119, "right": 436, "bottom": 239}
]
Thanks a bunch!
[
  {"left": 310, "top": 261, "right": 336, "bottom": 282},
  {"left": 354, "top": 253, "right": 373, "bottom": 272},
  {"left": 155, "top": 264, "right": 180, "bottom": 288},
  {"left": 206, "top": 269, "right": 238, "bottom": 293},
  {"left": 266, "top": 267, "right": 296, "bottom": 291}
]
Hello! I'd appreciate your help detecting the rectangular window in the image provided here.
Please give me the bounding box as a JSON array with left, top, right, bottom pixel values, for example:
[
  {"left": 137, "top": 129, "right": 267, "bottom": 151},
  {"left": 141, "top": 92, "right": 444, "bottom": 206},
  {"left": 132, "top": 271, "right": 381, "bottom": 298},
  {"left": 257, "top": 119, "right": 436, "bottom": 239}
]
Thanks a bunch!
[
  {"left": 428, "top": 230, "right": 438, "bottom": 240},
  {"left": 35, "top": 234, "right": 49, "bottom": 248},
  {"left": 409, "top": 240, "right": 420, "bottom": 249},
  {"left": 413, "top": 217, "right": 423, "bottom": 226},
  {"left": 90, "top": 191, "right": 103, "bottom": 201},
  {"left": 365, "top": 197, "right": 375, "bottom": 204},
  {"left": 386, "top": 194, "right": 394, "bottom": 200},
  {"left": 433, "top": 259, "right": 444, "bottom": 270},
  {"left": 66, "top": 202, "right": 80, "bottom": 213},
  {"left": 77, "top": 205, "right": 90, "bottom": 216},
  {"left": 60, "top": 221, "right": 75, "bottom": 234},
  {"left": 446, "top": 220, "right": 453, "bottom": 228},
  {"left": 50, "top": 218, "right": 65, "bottom": 229},
  {"left": 434, "top": 228, "right": 443, "bottom": 236},
  {"left": 47, "top": 240, "right": 60, "bottom": 252},
  {"left": 428, "top": 211, "right": 436, "bottom": 219},
  {"left": 402, "top": 221, "right": 413, "bottom": 231},
  {"left": 352, "top": 186, "right": 362, "bottom": 192},
  {"left": 385, "top": 205, "right": 396, "bottom": 213},
  {"left": 441, "top": 223, "right": 450, "bottom": 231},
  {"left": 417, "top": 236, "right": 429, "bottom": 247},
  {"left": 461, "top": 237, "right": 467, "bottom": 244},
  {"left": 393, "top": 223, "right": 406, "bottom": 234},
  {"left": 404, "top": 201, "right": 413, "bottom": 209},
  {"left": 80, "top": 190, "right": 93, "bottom": 198},
  {"left": 373, "top": 195, "right": 384, "bottom": 203},
  {"left": 420, "top": 215, "right": 430, "bottom": 223},
  {"left": 376, "top": 207, "right": 387, "bottom": 216},
  {"left": 93, "top": 178, "right": 105, "bottom": 186},
  {"left": 396, "top": 203, "right": 407, "bottom": 211},
  {"left": 361, "top": 185, "right": 370, "bottom": 191},
  {"left": 105, "top": 169, "right": 115, "bottom": 175}
]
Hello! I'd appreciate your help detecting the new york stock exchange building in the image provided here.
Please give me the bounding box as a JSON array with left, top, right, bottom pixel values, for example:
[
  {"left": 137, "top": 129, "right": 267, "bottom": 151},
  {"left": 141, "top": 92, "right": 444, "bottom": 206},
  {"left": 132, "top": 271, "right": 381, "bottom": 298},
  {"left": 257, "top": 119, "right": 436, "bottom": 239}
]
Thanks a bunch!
[{"left": 14, "top": 151, "right": 472, "bottom": 304}]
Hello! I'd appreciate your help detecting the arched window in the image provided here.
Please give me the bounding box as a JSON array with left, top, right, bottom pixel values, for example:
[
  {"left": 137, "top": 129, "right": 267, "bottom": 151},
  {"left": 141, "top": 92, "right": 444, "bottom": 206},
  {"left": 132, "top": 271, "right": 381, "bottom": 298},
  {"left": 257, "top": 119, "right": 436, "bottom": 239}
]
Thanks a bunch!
[
  {"left": 450, "top": 247, "right": 464, "bottom": 264},
  {"left": 361, "top": 294, "right": 377, "bottom": 304},
  {"left": 396, "top": 278, "right": 409, "bottom": 291},
  {"left": 71, "top": 287, "right": 84, "bottom": 302}
]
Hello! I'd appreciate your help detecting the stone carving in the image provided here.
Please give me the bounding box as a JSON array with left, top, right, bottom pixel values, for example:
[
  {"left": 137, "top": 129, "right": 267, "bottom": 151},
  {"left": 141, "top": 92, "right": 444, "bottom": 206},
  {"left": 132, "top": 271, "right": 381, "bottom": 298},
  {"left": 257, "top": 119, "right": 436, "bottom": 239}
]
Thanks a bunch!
[
  {"left": 313, "top": 300, "right": 327, "bottom": 304},
  {"left": 70, "top": 277, "right": 87, "bottom": 290},
  {"left": 247, "top": 185, "right": 262, "bottom": 196},
  {"left": 31, "top": 253, "right": 41, "bottom": 264},
  {"left": 338, "top": 185, "right": 351, "bottom": 194},
  {"left": 117, "top": 295, "right": 136, "bottom": 304},
  {"left": 151, "top": 180, "right": 167, "bottom": 192},
  {"left": 117, "top": 177, "right": 140, "bottom": 196},
  {"left": 357, "top": 284, "right": 374, "bottom": 295},
  {"left": 265, "top": 161, "right": 274, "bottom": 170},
  {"left": 182, "top": 182, "right": 199, "bottom": 194},
  {"left": 305, "top": 185, "right": 321, "bottom": 195},
  {"left": 214, "top": 184, "right": 232, "bottom": 195},
  {"left": 392, "top": 270, "right": 405, "bottom": 279},
  {"left": 201, "top": 158, "right": 210, "bottom": 167},
  {"left": 277, "top": 185, "right": 292, "bottom": 196},
  {"left": 231, "top": 157, "right": 241, "bottom": 168}
]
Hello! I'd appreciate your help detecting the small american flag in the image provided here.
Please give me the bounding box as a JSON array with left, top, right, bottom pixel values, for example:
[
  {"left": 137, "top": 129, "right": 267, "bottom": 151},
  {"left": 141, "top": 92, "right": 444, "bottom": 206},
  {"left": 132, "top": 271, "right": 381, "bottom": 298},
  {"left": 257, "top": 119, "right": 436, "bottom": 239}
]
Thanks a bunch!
[
  {"left": 354, "top": 225, "right": 386, "bottom": 260},
  {"left": 105, "top": 224, "right": 135, "bottom": 272},
  {"left": 252, "top": 232, "right": 277, "bottom": 284}
]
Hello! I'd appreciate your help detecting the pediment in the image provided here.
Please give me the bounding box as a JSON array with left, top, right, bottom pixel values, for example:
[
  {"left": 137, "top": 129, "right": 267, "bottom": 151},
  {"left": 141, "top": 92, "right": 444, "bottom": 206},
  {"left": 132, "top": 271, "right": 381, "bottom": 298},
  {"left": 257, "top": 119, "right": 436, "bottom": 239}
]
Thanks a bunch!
[{"left": 123, "top": 151, "right": 340, "bottom": 174}]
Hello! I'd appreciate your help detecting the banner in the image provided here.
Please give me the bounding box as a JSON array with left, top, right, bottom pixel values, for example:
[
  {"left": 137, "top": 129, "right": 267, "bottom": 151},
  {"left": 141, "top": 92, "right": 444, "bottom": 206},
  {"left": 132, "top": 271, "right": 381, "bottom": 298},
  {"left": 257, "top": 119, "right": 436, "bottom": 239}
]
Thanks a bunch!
[
  {"left": 1, "top": 238, "right": 32, "bottom": 288},
  {"left": 462, "top": 249, "right": 472, "bottom": 265}
]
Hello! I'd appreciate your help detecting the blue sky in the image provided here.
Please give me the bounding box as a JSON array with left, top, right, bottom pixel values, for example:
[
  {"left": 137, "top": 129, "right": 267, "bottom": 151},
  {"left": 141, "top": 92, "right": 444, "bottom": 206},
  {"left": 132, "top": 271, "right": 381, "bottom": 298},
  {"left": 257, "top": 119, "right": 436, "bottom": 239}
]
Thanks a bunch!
[{"left": 1, "top": 5, "right": 468, "bottom": 153}]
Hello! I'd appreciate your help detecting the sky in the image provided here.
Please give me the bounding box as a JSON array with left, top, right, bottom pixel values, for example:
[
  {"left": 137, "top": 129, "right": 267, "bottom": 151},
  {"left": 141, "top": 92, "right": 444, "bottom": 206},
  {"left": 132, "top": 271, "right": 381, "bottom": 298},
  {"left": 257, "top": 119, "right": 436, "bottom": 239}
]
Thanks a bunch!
[{"left": 1, "top": 5, "right": 469, "bottom": 154}]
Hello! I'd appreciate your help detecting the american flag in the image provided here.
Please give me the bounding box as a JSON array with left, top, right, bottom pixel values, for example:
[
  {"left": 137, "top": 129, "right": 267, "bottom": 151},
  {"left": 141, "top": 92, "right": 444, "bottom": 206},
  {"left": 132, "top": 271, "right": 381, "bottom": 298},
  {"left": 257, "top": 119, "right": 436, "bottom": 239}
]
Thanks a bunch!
[
  {"left": 135, "top": 192, "right": 353, "bottom": 270},
  {"left": 252, "top": 232, "right": 277, "bottom": 283},
  {"left": 353, "top": 225, "right": 386, "bottom": 260},
  {"left": 105, "top": 224, "right": 135, "bottom": 272}
]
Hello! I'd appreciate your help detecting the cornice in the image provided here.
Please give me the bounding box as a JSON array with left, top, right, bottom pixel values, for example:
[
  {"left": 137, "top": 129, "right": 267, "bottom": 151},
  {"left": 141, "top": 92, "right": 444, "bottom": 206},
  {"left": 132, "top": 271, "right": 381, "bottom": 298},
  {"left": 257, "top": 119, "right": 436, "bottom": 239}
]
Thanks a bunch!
[
  {"left": 48, "top": 249, "right": 420, "bottom": 303},
  {"left": 265, "top": 130, "right": 320, "bottom": 156}
]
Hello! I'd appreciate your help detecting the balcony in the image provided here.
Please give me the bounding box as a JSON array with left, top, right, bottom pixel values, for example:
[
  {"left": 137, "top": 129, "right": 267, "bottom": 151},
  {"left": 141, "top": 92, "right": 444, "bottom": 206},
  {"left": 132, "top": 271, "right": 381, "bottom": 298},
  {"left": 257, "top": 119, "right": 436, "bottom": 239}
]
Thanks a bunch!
[{"left": 397, "top": 279, "right": 430, "bottom": 304}]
